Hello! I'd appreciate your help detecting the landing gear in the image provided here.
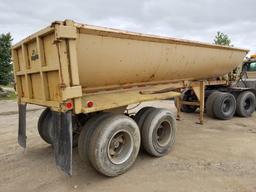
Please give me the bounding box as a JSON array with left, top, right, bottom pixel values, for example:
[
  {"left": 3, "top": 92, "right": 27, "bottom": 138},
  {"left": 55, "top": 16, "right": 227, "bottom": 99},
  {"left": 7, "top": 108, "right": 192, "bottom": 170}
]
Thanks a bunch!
[{"left": 176, "top": 89, "right": 198, "bottom": 113}]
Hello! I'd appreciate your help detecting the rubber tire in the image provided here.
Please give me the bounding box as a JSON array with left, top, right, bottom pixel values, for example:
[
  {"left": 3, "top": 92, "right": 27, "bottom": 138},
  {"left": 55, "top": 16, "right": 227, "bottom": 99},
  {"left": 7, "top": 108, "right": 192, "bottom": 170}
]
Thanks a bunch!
[
  {"left": 38, "top": 108, "right": 54, "bottom": 144},
  {"left": 38, "top": 108, "right": 80, "bottom": 147},
  {"left": 236, "top": 91, "right": 256, "bottom": 117},
  {"left": 175, "top": 89, "right": 197, "bottom": 113},
  {"left": 72, "top": 116, "right": 82, "bottom": 148},
  {"left": 78, "top": 112, "right": 111, "bottom": 162},
  {"left": 206, "top": 91, "right": 220, "bottom": 118},
  {"left": 72, "top": 132, "right": 79, "bottom": 148},
  {"left": 213, "top": 92, "right": 236, "bottom": 120},
  {"left": 141, "top": 108, "right": 176, "bottom": 157},
  {"left": 88, "top": 114, "right": 140, "bottom": 177},
  {"left": 134, "top": 107, "right": 155, "bottom": 129}
]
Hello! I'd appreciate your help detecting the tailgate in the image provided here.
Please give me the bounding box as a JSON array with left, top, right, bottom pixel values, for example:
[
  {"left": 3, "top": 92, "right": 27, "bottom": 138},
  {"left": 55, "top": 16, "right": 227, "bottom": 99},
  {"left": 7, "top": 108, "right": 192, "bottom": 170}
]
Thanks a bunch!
[{"left": 12, "top": 20, "right": 82, "bottom": 112}]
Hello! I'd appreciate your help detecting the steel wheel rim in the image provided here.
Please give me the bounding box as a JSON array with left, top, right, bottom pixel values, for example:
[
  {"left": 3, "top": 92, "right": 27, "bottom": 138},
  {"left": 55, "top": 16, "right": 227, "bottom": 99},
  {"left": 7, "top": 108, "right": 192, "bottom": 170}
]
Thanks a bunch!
[
  {"left": 244, "top": 97, "right": 252, "bottom": 110},
  {"left": 156, "top": 121, "right": 172, "bottom": 147},
  {"left": 222, "top": 99, "right": 231, "bottom": 113},
  {"left": 107, "top": 129, "right": 133, "bottom": 165}
]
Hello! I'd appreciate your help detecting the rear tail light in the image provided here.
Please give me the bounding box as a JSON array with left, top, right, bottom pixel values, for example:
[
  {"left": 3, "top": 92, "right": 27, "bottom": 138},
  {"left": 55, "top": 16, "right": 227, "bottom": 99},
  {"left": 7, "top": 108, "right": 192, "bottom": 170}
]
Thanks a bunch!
[
  {"left": 65, "top": 101, "right": 73, "bottom": 110},
  {"left": 87, "top": 101, "right": 94, "bottom": 108}
]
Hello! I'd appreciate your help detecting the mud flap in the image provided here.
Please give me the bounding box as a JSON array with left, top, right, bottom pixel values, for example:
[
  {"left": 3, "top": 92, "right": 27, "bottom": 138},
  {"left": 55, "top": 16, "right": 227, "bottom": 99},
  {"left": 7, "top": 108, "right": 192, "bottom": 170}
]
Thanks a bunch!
[
  {"left": 52, "top": 111, "right": 73, "bottom": 176},
  {"left": 18, "top": 104, "right": 27, "bottom": 148}
]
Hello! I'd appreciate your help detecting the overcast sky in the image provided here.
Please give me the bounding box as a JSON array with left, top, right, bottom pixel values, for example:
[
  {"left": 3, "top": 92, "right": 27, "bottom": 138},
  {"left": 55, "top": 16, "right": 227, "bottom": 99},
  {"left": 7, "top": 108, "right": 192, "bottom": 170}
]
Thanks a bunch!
[{"left": 1, "top": 0, "right": 255, "bottom": 53}]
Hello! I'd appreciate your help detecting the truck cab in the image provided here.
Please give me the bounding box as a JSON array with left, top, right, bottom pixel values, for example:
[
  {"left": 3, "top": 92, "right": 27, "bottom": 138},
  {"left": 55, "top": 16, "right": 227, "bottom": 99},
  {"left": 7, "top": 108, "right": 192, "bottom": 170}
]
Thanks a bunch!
[
  {"left": 241, "top": 54, "right": 256, "bottom": 89},
  {"left": 243, "top": 55, "right": 256, "bottom": 79}
]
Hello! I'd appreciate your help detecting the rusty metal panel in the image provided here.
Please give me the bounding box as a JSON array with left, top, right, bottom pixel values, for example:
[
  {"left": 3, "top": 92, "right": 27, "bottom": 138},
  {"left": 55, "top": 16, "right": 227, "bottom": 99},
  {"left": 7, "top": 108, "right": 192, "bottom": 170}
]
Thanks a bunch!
[
  {"left": 55, "top": 25, "right": 77, "bottom": 39},
  {"left": 12, "top": 28, "right": 62, "bottom": 109},
  {"left": 20, "top": 76, "right": 27, "bottom": 97},
  {"left": 43, "top": 34, "right": 59, "bottom": 67},
  {"left": 17, "top": 47, "right": 23, "bottom": 71},
  {"left": 247, "top": 72, "right": 256, "bottom": 79},
  {"left": 31, "top": 73, "right": 43, "bottom": 99},
  {"left": 47, "top": 71, "right": 61, "bottom": 101},
  {"left": 82, "top": 89, "right": 181, "bottom": 113},
  {"left": 12, "top": 20, "right": 248, "bottom": 114},
  {"left": 77, "top": 32, "right": 247, "bottom": 90},
  {"left": 27, "top": 40, "right": 40, "bottom": 70},
  {"left": 62, "top": 86, "right": 82, "bottom": 100}
]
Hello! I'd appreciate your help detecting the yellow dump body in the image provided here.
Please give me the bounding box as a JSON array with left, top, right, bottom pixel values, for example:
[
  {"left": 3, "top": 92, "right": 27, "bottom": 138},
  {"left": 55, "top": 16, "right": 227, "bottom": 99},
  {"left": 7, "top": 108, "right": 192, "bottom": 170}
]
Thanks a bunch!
[{"left": 12, "top": 20, "right": 248, "bottom": 113}]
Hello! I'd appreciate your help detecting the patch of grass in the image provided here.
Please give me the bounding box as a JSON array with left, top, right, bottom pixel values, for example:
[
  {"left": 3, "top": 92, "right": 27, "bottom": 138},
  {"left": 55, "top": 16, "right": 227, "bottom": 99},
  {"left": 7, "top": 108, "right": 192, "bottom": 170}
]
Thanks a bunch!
[
  {"left": 0, "top": 84, "right": 14, "bottom": 88},
  {"left": 0, "top": 84, "right": 16, "bottom": 100},
  {"left": 0, "top": 92, "right": 17, "bottom": 100}
]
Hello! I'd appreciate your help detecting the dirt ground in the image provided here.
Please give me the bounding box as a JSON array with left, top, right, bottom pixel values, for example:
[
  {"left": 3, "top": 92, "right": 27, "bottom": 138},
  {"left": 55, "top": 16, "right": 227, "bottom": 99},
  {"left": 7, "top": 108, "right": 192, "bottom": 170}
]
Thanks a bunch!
[{"left": 0, "top": 100, "right": 256, "bottom": 192}]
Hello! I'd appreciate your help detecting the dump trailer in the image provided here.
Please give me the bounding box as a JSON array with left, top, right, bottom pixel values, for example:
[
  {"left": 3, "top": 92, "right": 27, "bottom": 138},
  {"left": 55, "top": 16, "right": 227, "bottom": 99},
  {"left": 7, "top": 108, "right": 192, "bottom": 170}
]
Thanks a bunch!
[{"left": 12, "top": 20, "right": 250, "bottom": 177}]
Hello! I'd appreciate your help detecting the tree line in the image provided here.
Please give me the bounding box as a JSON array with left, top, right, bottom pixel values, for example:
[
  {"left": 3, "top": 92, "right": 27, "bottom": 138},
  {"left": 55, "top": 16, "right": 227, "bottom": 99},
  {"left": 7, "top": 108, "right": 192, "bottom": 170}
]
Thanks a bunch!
[{"left": 0, "top": 33, "right": 12, "bottom": 85}]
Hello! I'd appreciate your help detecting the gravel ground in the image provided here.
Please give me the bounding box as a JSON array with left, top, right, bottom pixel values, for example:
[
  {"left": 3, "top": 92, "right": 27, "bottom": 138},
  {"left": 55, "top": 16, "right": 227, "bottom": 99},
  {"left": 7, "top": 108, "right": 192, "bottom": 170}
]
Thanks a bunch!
[{"left": 0, "top": 100, "right": 256, "bottom": 192}]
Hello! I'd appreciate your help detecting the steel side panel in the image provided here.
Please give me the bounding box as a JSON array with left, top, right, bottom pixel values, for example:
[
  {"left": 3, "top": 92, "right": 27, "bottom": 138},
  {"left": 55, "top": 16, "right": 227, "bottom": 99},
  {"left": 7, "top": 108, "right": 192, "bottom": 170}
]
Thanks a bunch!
[
  {"left": 77, "top": 33, "right": 247, "bottom": 89},
  {"left": 82, "top": 90, "right": 181, "bottom": 113},
  {"left": 12, "top": 20, "right": 248, "bottom": 113},
  {"left": 247, "top": 72, "right": 256, "bottom": 79},
  {"left": 13, "top": 32, "right": 62, "bottom": 103}
]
